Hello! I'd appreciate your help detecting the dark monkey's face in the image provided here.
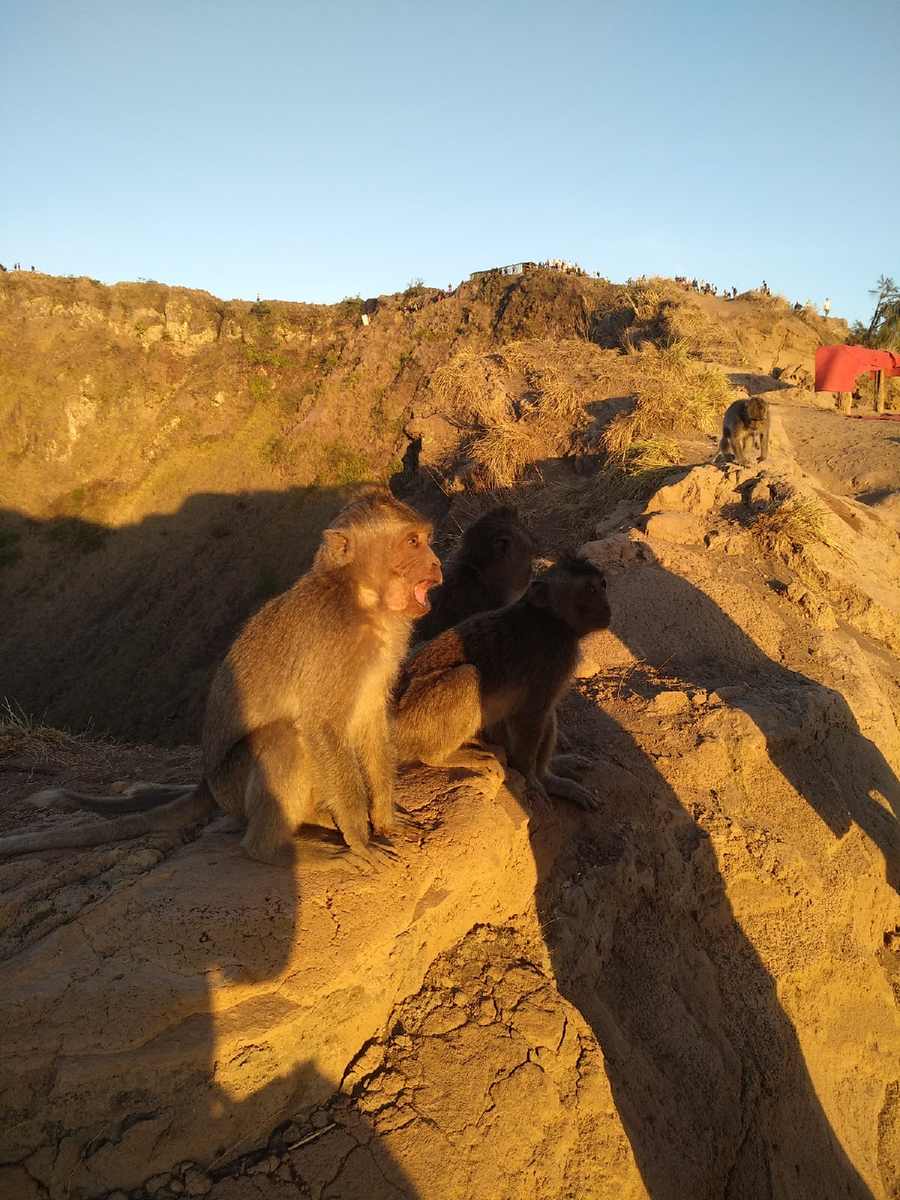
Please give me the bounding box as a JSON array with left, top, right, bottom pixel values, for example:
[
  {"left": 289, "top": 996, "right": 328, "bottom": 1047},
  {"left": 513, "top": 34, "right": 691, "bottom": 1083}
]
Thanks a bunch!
[
  {"left": 530, "top": 561, "right": 611, "bottom": 637},
  {"left": 565, "top": 568, "right": 612, "bottom": 636},
  {"left": 384, "top": 523, "right": 443, "bottom": 617},
  {"left": 745, "top": 400, "right": 769, "bottom": 430}
]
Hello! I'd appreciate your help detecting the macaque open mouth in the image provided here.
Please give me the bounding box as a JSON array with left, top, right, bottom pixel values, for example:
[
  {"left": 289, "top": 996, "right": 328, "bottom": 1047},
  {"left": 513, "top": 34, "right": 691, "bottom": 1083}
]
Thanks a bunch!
[{"left": 414, "top": 579, "right": 438, "bottom": 610}]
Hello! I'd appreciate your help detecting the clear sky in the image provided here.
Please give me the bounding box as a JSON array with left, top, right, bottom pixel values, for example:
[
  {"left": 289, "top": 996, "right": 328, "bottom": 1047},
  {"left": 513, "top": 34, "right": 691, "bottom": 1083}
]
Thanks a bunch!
[{"left": 1, "top": 0, "right": 897, "bottom": 324}]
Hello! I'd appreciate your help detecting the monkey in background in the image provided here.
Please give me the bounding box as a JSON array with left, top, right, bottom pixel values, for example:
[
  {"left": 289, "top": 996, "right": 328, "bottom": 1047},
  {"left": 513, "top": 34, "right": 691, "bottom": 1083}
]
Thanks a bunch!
[
  {"left": 720, "top": 397, "right": 770, "bottom": 466},
  {"left": 395, "top": 556, "right": 611, "bottom": 810},
  {"left": 0, "top": 491, "right": 442, "bottom": 868},
  {"left": 413, "top": 506, "right": 537, "bottom": 643}
]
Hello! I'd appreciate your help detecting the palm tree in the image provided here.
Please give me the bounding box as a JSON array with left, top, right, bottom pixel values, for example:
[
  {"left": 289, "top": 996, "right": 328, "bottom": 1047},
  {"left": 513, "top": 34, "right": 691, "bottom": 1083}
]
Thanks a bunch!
[{"left": 865, "top": 276, "right": 900, "bottom": 350}]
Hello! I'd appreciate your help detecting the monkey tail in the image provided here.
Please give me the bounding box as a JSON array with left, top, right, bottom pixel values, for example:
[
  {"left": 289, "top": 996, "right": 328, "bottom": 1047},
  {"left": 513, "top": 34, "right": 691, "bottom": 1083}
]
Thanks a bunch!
[
  {"left": 0, "top": 785, "right": 216, "bottom": 859},
  {"left": 28, "top": 782, "right": 197, "bottom": 815}
]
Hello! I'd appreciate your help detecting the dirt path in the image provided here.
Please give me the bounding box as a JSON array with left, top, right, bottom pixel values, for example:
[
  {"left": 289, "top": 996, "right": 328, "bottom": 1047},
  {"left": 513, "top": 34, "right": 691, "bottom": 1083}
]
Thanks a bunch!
[{"left": 779, "top": 396, "right": 900, "bottom": 502}]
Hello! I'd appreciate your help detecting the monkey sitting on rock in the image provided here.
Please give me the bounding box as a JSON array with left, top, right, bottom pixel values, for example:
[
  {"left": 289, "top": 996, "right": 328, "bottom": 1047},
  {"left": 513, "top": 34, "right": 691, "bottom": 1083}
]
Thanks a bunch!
[
  {"left": 413, "top": 506, "right": 537, "bottom": 643},
  {"left": 720, "top": 397, "right": 770, "bottom": 466},
  {"left": 0, "top": 490, "right": 442, "bottom": 868},
  {"left": 395, "top": 555, "right": 611, "bottom": 810}
]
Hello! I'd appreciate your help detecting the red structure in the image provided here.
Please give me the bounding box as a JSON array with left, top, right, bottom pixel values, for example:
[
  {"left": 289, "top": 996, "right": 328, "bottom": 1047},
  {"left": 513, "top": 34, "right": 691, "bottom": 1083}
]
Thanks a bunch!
[{"left": 814, "top": 345, "right": 900, "bottom": 392}]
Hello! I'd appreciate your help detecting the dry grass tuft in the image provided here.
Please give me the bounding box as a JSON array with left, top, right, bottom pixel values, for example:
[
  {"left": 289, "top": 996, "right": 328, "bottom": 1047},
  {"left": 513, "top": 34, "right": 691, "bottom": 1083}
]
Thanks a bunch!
[
  {"left": 619, "top": 278, "right": 741, "bottom": 361},
  {"left": 602, "top": 349, "right": 734, "bottom": 454},
  {"left": 431, "top": 336, "right": 725, "bottom": 491},
  {"left": 750, "top": 496, "right": 850, "bottom": 559},
  {"left": 430, "top": 349, "right": 506, "bottom": 424},
  {"left": 468, "top": 422, "right": 542, "bottom": 489},
  {"left": 501, "top": 342, "right": 589, "bottom": 421},
  {"left": 0, "top": 698, "right": 84, "bottom": 760},
  {"left": 614, "top": 437, "right": 682, "bottom": 498}
]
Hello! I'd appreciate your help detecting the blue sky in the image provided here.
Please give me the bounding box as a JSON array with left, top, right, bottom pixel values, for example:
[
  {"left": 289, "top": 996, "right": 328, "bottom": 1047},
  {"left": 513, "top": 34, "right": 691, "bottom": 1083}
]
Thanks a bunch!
[{"left": 1, "top": 0, "right": 897, "bottom": 323}]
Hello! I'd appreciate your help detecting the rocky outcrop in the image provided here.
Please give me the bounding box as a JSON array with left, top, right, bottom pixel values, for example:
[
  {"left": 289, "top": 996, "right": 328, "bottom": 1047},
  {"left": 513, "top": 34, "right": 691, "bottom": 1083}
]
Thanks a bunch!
[{"left": 0, "top": 772, "right": 540, "bottom": 1199}]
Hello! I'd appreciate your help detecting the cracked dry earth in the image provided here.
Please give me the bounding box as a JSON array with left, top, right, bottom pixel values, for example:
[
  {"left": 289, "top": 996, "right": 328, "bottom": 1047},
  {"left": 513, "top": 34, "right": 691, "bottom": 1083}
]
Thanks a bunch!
[{"left": 3, "top": 453, "right": 900, "bottom": 1199}]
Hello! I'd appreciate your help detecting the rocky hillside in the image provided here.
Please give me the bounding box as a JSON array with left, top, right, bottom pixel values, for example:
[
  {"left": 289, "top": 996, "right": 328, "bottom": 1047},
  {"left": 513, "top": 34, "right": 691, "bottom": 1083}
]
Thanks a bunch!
[
  {"left": 3, "top": 269, "right": 899, "bottom": 1200},
  {"left": 0, "top": 269, "right": 843, "bottom": 742}
]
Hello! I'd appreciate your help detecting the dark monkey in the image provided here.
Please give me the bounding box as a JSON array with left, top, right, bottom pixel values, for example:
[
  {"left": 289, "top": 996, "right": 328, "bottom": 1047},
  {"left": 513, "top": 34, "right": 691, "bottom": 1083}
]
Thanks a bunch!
[
  {"left": 720, "top": 397, "right": 770, "bottom": 466},
  {"left": 0, "top": 491, "right": 442, "bottom": 867},
  {"left": 413, "top": 506, "right": 537, "bottom": 642},
  {"left": 395, "top": 556, "right": 611, "bottom": 810}
]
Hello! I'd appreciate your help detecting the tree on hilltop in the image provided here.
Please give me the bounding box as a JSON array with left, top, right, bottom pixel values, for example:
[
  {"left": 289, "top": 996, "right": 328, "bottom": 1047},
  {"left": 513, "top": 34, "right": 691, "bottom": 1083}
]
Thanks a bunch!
[{"left": 851, "top": 276, "right": 900, "bottom": 350}]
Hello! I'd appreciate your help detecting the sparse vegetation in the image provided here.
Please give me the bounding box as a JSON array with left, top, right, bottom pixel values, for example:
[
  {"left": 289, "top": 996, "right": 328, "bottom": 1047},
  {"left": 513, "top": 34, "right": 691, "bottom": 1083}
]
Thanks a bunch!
[
  {"left": 750, "top": 496, "right": 848, "bottom": 559},
  {"left": 258, "top": 435, "right": 299, "bottom": 470},
  {"left": 248, "top": 377, "right": 270, "bottom": 402},
  {"left": 603, "top": 348, "right": 733, "bottom": 455},
  {"left": 42, "top": 518, "right": 107, "bottom": 553},
  {"left": 467, "top": 421, "right": 542, "bottom": 489},
  {"left": 242, "top": 346, "right": 293, "bottom": 370},
  {"left": 321, "top": 441, "right": 373, "bottom": 486},
  {"left": 0, "top": 529, "right": 22, "bottom": 567}
]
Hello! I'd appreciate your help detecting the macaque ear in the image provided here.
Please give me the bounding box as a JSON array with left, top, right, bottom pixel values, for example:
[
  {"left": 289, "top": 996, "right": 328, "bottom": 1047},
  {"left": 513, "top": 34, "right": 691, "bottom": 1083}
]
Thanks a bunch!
[
  {"left": 319, "top": 529, "right": 354, "bottom": 567},
  {"left": 493, "top": 535, "right": 511, "bottom": 559},
  {"left": 525, "top": 579, "right": 551, "bottom": 608}
]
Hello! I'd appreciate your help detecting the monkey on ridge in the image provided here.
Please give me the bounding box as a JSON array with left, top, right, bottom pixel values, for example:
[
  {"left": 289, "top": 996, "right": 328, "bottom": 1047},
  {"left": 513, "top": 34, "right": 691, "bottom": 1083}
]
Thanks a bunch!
[
  {"left": 394, "top": 555, "right": 611, "bottom": 810},
  {"left": 412, "top": 505, "right": 537, "bottom": 643},
  {"left": 0, "top": 490, "right": 442, "bottom": 868},
  {"left": 720, "top": 396, "right": 770, "bottom": 466}
]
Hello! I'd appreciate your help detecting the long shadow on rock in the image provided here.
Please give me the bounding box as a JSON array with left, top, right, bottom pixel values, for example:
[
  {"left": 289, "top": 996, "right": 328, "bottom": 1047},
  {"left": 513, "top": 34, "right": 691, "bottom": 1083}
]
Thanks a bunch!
[
  {"left": 606, "top": 546, "right": 900, "bottom": 891},
  {"left": 535, "top": 703, "right": 877, "bottom": 1200},
  {"left": 530, "top": 544, "right": 900, "bottom": 1198}
]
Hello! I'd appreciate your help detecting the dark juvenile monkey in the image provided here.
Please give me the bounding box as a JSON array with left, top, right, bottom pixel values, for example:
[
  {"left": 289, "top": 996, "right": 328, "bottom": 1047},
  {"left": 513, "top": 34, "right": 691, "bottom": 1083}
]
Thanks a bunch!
[
  {"left": 395, "top": 556, "right": 611, "bottom": 810},
  {"left": 720, "top": 397, "right": 770, "bottom": 466},
  {"left": 0, "top": 491, "right": 442, "bottom": 867},
  {"left": 413, "top": 506, "right": 537, "bottom": 642}
]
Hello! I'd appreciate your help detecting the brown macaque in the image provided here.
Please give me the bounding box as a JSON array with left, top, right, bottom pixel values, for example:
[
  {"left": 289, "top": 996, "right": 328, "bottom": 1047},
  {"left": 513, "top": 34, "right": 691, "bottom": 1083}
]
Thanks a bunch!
[
  {"left": 720, "top": 397, "right": 770, "bottom": 465},
  {"left": 0, "top": 490, "right": 442, "bottom": 868},
  {"left": 413, "top": 506, "right": 537, "bottom": 643},
  {"left": 395, "top": 556, "right": 611, "bottom": 810}
]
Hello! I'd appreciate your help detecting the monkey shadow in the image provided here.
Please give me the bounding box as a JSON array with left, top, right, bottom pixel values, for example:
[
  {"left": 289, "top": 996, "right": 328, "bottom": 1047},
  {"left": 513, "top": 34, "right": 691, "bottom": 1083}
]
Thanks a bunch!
[
  {"left": 529, "top": 546, "right": 900, "bottom": 1196},
  {"left": 533, "top": 704, "right": 876, "bottom": 1200}
]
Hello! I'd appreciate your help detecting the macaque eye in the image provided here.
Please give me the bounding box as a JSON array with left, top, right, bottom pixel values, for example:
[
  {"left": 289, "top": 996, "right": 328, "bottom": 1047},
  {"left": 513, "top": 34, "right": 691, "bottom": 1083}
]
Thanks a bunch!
[{"left": 408, "top": 533, "right": 420, "bottom": 547}]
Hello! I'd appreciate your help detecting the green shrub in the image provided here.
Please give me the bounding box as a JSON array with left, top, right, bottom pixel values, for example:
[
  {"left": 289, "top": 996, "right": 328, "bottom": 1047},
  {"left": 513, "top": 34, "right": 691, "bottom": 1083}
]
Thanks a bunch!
[
  {"left": 322, "top": 442, "right": 373, "bottom": 486},
  {"left": 42, "top": 518, "right": 106, "bottom": 553}
]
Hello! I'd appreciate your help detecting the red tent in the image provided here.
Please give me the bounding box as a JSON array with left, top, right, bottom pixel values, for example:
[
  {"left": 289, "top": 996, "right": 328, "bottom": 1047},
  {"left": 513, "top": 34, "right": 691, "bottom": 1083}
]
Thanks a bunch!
[{"left": 815, "top": 345, "right": 900, "bottom": 392}]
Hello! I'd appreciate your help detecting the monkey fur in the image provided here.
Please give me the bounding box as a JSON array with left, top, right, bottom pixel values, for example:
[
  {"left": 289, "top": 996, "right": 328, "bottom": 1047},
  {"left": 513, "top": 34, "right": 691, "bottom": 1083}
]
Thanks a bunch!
[
  {"left": 413, "top": 506, "right": 537, "bottom": 643},
  {"left": 0, "top": 490, "right": 442, "bottom": 868},
  {"left": 395, "top": 555, "right": 611, "bottom": 810},
  {"left": 720, "top": 397, "right": 770, "bottom": 466}
]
